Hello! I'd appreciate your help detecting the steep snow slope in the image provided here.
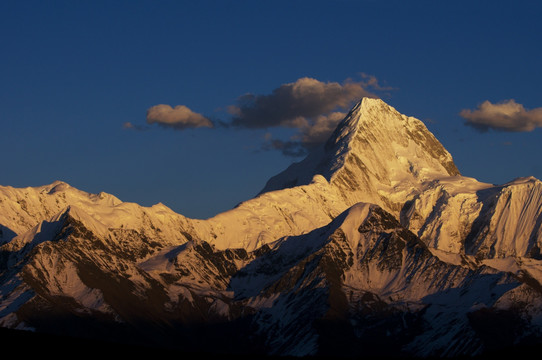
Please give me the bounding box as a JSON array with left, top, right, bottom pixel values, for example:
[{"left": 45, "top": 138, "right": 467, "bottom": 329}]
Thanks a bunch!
[
  {"left": 402, "top": 176, "right": 542, "bottom": 259},
  {"left": 466, "top": 177, "right": 542, "bottom": 259},
  {"left": 400, "top": 176, "right": 495, "bottom": 254}
]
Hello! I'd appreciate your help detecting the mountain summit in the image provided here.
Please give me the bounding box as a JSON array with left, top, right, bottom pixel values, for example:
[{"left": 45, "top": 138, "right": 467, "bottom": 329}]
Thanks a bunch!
[
  {"left": 1, "top": 97, "right": 542, "bottom": 358},
  {"left": 261, "top": 97, "right": 459, "bottom": 214}
]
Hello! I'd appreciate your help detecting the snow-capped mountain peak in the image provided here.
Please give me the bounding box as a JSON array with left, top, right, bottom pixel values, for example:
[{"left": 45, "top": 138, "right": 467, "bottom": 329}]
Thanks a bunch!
[{"left": 260, "top": 97, "right": 459, "bottom": 216}]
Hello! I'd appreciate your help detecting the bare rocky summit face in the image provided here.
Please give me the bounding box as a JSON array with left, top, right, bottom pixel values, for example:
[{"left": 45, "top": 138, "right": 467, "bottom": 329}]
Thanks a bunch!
[{"left": 1, "top": 98, "right": 542, "bottom": 357}]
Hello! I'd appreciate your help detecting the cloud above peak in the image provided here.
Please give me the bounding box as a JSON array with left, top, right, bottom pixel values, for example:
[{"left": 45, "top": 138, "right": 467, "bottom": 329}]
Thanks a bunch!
[
  {"left": 228, "top": 77, "right": 376, "bottom": 130},
  {"left": 146, "top": 104, "right": 213, "bottom": 130},
  {"left": 460, "top": 99, "right": 542, "bottom": 132},
  {"left": 226, "top": 76, "right": 381, "bottom": 156}
]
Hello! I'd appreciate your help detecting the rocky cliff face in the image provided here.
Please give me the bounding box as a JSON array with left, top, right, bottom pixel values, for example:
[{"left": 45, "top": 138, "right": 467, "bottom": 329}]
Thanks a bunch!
[{"left": 1, "top": 98, "right": 542, "bottom": 357}]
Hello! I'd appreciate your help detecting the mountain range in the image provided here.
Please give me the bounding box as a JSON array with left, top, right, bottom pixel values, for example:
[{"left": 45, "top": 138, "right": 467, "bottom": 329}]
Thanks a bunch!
[{"left": 1, "top": 98, "right": 542, "bottom": 358}]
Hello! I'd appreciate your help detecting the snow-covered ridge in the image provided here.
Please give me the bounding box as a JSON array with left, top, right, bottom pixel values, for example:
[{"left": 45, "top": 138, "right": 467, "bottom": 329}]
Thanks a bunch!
[
  {"left": 0, "top": 180, "right": 120, "bottom": 241},
  {"left": 402, "top": 175, "right": 542, "bottom": 259},
  {"left": 0, "top": 180, "right": 195, "bottom": 250},
  {"left": 1, "top": 98, "right": 540, "bottom": 257}
]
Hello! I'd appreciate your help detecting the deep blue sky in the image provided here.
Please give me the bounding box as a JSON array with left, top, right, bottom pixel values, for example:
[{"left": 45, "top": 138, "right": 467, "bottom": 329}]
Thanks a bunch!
[{"left": 1, "top": 0, "right": 541, "bottom": 219}]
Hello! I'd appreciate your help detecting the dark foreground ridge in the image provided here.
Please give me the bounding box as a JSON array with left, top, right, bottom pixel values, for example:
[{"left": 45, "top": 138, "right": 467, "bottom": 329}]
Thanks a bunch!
[
  {"left": 2, "top": 327, "right": 542, "bottom": 360},
  {"left": 0, "top": 327, "right": 265, "bottom": 359}
]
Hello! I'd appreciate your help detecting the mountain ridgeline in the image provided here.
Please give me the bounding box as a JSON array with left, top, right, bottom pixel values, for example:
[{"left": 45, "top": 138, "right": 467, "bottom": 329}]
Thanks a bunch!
[{"left": 1, "top": 98, "right": 542, "bottom": 358}]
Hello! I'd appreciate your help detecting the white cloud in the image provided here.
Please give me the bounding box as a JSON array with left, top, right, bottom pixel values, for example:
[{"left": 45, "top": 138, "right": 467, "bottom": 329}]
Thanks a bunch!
[{"left": 460, "top": 99, "right": 542, "bottom": 132}]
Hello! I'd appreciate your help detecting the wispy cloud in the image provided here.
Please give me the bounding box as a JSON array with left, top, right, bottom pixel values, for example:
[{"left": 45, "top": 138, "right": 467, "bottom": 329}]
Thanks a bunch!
[
  {"left": 146, "top": 104, "right": 213, "bottom": 130},
  {"left": 359, "top": 72, "right": 395, "bottom": 93},
  {"left": 460, "top": 99, "right": 542, "bottom": 132},
  {"left": 123, "top": 122, "right": 149, "bottom": 131}
]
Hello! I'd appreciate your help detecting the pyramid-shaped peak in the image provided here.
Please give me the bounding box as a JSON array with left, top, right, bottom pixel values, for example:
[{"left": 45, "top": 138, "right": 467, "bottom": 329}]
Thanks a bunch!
[
  {"left": 326, "top": 97, "right": 434, "bottom": 150},
  {"left": 323, "top": 97, "right": 401, "bottom": 150},
  {"left": 327, "top": 96, "right": 460, "bottom": 183},
  {"left": 260, "top": 97, "right": 460, "bottom": 213}
]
